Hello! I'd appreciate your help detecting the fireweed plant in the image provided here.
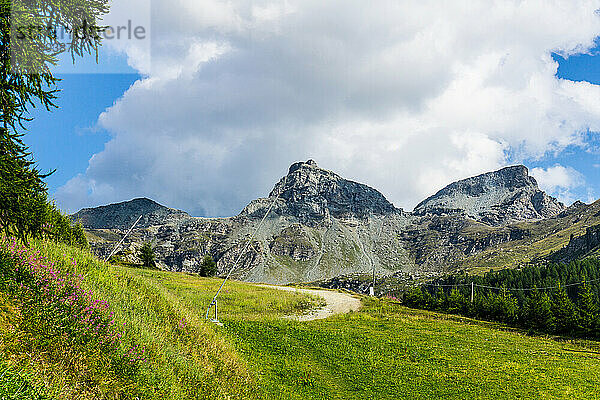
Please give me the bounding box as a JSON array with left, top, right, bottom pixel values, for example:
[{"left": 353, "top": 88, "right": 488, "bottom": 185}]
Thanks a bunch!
[{"left": 0, "top": 236, "right": 146, "bottom": 390}]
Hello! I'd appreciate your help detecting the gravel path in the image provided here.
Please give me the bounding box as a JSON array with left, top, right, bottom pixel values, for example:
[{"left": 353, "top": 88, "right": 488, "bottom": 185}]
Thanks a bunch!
[{"left": 259, "top": 285, "right": 362, "bottom": 321}]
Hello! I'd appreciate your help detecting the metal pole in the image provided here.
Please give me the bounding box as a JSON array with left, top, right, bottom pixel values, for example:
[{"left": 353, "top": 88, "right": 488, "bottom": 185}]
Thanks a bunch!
[
  {"left": 105, "top": 215, "right": 143, "bottom": 262},
  {"left": 471, "top": 281, "right": 474, "bottom": 303},
  {"left": 370, "top": 265, "right": 376, "bottom": 296}
]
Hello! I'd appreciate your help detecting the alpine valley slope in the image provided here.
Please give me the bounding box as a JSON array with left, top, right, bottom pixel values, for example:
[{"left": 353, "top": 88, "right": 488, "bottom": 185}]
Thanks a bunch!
[{"left": 74, "top": 160, "right": 600, "bottom": 286}]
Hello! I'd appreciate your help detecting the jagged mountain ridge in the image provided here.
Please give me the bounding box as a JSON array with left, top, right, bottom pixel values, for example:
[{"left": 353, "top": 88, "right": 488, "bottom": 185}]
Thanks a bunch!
[
  {"left": 269, "top": 160, "right": 398, "bottom": 220},
  {"left": 240, "top": 159, "right": 399, "bottom": 224},
  {"left": 77, "top": 161, "right": 585, "bottom": 285},
  {"left": 414, "top": 166, "right": 566, "bottom": 225}
]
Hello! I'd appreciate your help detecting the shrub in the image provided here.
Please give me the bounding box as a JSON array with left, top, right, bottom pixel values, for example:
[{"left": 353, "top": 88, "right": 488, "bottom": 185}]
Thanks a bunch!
[
  {"left": 139, "top": 242, "right": 156, "bottom": 269},
  {"left": 199, "top": 255, "right": 217, "bottom": 277},
  {"left": 42, "top": 204, "right": 89, "bottom": 250}
]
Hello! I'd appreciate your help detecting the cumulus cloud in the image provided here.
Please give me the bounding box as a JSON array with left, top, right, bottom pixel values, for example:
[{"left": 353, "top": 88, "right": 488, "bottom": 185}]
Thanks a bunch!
[
  {"left": 56, "top": 0, "right": 600, "bottom": 215},
  {"left": 531, "top": 165, "right": 585, "bottom": 205}
]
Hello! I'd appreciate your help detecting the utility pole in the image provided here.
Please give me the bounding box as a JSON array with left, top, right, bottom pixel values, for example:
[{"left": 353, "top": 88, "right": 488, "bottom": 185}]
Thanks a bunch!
[{"left": 470, "top": 281, "right": 474, "bottom": 303}]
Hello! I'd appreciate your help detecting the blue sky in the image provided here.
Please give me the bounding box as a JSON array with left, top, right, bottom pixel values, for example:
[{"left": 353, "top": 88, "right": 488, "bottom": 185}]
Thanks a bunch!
[
  {"left": 26, "top": 73, "right": 139, "bottom": 193},
  {"left": 19, "top": 2, "right": 600, "bottom": 216},
  {"left": 524, "top": 51, "right": 600, "bottom": 203}
]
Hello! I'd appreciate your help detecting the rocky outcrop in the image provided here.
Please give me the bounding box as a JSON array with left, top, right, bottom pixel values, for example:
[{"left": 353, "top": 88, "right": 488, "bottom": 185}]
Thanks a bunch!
[
  {"left": 414, "top": 166, "right": 565, "bottom": 225},
  {"left": 549, "top": 224, "right": 600, "bottom": 263},
  {"left": 79, "top": 162, "right": 412, "bottom": 283},
  {"left": 557, "top": 201, "right": 588, "bottom": 218},
  {"left": 269, "top": 225, "right": 317, "bottom": 261}
]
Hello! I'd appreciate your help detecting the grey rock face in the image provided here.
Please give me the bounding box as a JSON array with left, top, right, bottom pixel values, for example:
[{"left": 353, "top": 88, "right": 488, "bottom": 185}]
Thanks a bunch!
[
  {"left": 269, "top": 225, "right": 317, "bottom": 261},
  {"left": 557, "top": 200, "right": 588, "bottom": 218},
  {"left": 78, "top": 162, "right": 411, "bottom": 284},
  {"left": 414, "top": 166, "right": 565, "bottom": 225}
]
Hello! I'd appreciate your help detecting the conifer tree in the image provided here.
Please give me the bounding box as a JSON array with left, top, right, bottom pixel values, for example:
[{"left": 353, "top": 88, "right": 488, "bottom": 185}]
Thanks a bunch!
[
  {"left": 403, "top": 286, "right": 426, "bottom": 308},
  {"left": 139, "top": 242, "right": 156, "bottom": 269},
  {"left": 445, "top": 287, "right": 468, "bottom": 314},
  {"left": 577, "top": 282, "right": 599, "bottom": 336},
  {"left": 491, "top": 288, "right": 519, "bottom": 324},
  {"left": 200, "top": 255, "right": 217, "bottom": 277},
  {"left": 521, "top": 287, "right": 555, "bottom": 331},
  {"left": 551, "top": 283, "right": 577, "bottom": 335},
  {"left": 1, "top": 0, "right": 109, "bottom": 242},
  {"left": 473, "top": 292, "right": 494, "bottom": 320}
]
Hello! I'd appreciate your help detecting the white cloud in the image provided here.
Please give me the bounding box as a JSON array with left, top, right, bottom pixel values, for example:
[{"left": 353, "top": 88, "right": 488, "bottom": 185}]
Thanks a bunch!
[
  {"left": 56, "top": 0, "right": 600, "bottom": 215},
  {"left": 531, "top": 164, "right": 585, "bottom": 205}
]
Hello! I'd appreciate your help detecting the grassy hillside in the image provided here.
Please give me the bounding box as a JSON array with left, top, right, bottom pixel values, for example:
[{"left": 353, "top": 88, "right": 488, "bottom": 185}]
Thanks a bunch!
[
  {"left": 457, "top": 200, "right": 600, "bottom": 273},
  {"left": 3, "top": 239, "right": 600, "bottom": 398},
  {"left": 0, "top": 238, "right": 322, "bottom": 399}
]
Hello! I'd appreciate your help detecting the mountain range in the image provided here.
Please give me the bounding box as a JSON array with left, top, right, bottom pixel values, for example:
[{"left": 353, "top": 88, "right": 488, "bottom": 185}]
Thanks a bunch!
[{"left": 73, "top": 160, "right": 600, "bottom": 290}]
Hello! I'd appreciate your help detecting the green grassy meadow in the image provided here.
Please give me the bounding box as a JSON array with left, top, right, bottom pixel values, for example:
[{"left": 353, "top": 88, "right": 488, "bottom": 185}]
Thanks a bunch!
[
  {"left": 2, "top": 240, "right": 600, "bottom": 398},
  {"left": 0, "top": 362, "right": 49, "bottom": 400},
  {"left": 228, "top": 302, "right": 600, "bottom": 399}
]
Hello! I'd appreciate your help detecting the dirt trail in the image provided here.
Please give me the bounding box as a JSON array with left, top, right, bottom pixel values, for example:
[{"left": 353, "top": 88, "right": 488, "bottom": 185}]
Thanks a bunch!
[{"left": 258, "top": 285, "right": 362, "bottom": 321}]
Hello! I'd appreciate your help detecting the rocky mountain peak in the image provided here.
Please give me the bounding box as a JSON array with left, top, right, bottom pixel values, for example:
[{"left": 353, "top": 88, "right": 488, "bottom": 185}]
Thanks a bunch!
[
  {"left": 72, "top": 197, "right": 189, "bottom": 230},
  {"left": 288, "top": 159, "right": 318, "bottom": 174},
  {"left": 245, "top": 160, "right": 398, "bottom": 222},
  {"left": 414, "top": 165, "right": 566, "bottom": 225}
]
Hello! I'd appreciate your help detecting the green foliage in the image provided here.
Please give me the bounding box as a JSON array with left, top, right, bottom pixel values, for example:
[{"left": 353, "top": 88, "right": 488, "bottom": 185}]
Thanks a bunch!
[
  {"left": 577, "top": 282, "right": 599, "bottom": 336},
  {"left": 139, "top": 242, "right": 156, "bottom": 269},
  {"left": 552, "top": 284, "right": 578, "bottom": 334},
  {"left": 0, "top": 0, "right": 109, "bottom": 243},
  {"left": 42, "top": 203, "right": 88, "bottom": 249},
  {"left": 0, "top": 362, "right": 50, "bottom": 400},
  {"left": 434, "top": 258, "right": 600, "bottom": 301},
  {"left": 403, "top": 259, "right": 600, "bottom": 339},
  {"left": 0, "top": 131, "right": 47, "bottom": 244},
  {"left": 444, "top": 287, "right": 469, "bottom": 314},
  {"left": 0, "top": 240, "right": 145, "bottom": 398},
  {"left": 1, "top": 238, "right": 323, "bottom": 399},
  {"left": 489, "top": 288, "right": 519, "bottom": 324},
  {"left": 228, "top": 300, "right": 600, "bottom": 399},
  {"left": 5, "top": 238, "right": 600, "bottom": 398},
  {"left": 70, "top": 221, "right": 88, "bottom": 249},
  {"left": 1, "top": 0, "right": 109, "bottom": 126},
  {"left": 521, "top": 288, "right": 554, "bottom": 332},
  {"left": 199, "top": 254, "right": 217, "bottom": 277},
  {"left": 403, "top": 286, "right": 426, "bottom": 308}
]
